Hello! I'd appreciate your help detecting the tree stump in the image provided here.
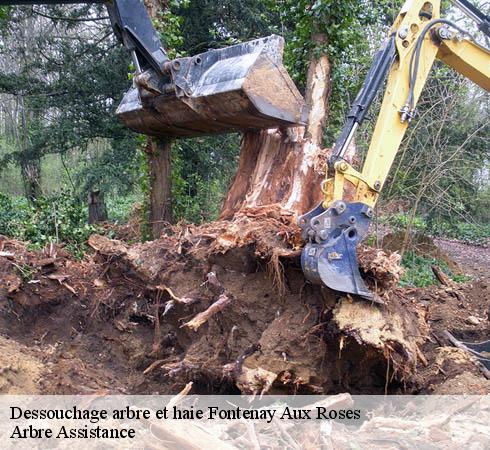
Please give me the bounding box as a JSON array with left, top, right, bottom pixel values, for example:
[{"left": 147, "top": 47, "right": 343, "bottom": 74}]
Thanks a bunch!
[{"left": 220, "top": 40, "right": 331, "bottom": 219}]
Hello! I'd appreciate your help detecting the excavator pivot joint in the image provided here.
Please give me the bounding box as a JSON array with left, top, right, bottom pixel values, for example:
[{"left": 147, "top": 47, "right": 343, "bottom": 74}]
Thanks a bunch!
[{"left": 298, "top": 202, "right": 383, "bottom": 303}]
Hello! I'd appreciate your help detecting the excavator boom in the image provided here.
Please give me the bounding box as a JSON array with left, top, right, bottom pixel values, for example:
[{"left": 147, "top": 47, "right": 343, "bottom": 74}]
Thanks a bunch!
[
  {"left": 0, "top": 0, "right": 306, "bottom": 137},
  {"left": 299, "top": 0, "right": 490, "bottom": 302}
]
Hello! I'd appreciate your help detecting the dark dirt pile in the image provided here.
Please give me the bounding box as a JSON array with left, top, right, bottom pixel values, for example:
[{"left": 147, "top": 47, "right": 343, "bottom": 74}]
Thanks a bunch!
[{"left": 0, "top": 208, "right": 488, "bottom": 395}]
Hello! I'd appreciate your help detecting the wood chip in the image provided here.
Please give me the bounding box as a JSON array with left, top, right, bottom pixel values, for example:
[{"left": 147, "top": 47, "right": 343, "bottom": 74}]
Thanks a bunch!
[
  {"left": 416, "top": 345, "right": 428, "bottom": 367},
  {"left": 466, "top": 316, "right": 480, "bottom": 326}
]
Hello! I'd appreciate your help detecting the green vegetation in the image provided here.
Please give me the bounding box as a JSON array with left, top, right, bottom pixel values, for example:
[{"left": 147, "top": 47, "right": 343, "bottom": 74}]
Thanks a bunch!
[
  {"left": 399, "top": 251, "right": 471, "bottom": 288},
  {"left": 0, "top": 192, "right": 100, "bottom": 258},
  {"left": 106, "top": 193, "right": 143, "bottom": 224},
  {"left": 429, "top": 221, "right": 490, "bottom": 246},
  {"left": 381, "top": 213, "right": 427, "bottom": 233},
  {"left": 381, "top": 212, "right": 490, "bottom": 246}
]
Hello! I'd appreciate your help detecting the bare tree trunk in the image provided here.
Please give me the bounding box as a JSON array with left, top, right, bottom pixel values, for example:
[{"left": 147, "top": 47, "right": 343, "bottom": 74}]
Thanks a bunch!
[
  {"left": 18, "top": 94, "right": 42, "bottom": 201},
  {"left": 20, "top": 159, "right": 41, "bottom": 202},
  {"left": 144, "top": 0, "right": 173, "bottom": 238},
  {"left": 88, "top": 190, "right": 108, "bottom": 224},
  {"left": 146, "top": 138, "right": 172, "bottom": 238},
  {"left": 221, "top": 39, "right": 331, "bottom": 218}
]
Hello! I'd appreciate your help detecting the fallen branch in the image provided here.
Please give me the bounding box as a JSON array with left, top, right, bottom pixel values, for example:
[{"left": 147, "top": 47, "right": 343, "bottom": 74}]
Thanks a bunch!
[
  {"left": 182, "top": 294, "right": 232, "bottom": 331},
  {"left": 431, "top": 265, "right": 452, "bottom": 286}
]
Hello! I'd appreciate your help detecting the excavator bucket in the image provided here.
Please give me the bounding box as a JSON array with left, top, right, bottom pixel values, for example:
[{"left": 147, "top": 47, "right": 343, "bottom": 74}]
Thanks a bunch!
[
  {"left": 299, "top": 201, "right": 384, "bottom": 304},
  {"left": 117, "top": 35, "right": 307, "bottom": 137}
]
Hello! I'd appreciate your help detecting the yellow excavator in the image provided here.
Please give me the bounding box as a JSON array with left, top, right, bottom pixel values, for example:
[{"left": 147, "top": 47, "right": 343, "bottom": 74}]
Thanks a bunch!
[
  {"left": 2, "top": 0, "right": 489, "bottom": 306},
  {"left": 299, "top": 0, "right": 489, "bottom": 303}
]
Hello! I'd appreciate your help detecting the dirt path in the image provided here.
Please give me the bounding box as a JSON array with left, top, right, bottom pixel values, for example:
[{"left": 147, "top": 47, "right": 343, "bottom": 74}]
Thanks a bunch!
[{"left": 435, "top": 238, "right": 490, "bottom": 282}]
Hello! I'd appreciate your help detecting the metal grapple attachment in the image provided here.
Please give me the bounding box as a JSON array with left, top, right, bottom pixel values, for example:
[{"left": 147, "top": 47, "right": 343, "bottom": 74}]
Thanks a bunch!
[
  {"left": 117, "top": 35, "right": 307, "bottom": 137},
  {"left": 298, "top": 201, "right": 383, "bottom": 304}
]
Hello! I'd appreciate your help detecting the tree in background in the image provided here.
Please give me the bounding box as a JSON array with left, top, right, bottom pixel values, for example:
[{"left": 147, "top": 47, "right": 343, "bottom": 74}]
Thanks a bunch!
[
  {"left": 141, "top": 0, "right": 172, "bottom": 238},
  {"left": 0, "top": 4, "right": 139, "bottom": 201},
  {"left": 382, "top": 67, "right": 489, "bottom": 247}
]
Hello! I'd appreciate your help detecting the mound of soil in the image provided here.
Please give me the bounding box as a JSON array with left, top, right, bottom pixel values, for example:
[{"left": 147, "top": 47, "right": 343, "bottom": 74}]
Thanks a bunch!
[{"left": 0, "top": 209, "right": 488, "bottom": 395}]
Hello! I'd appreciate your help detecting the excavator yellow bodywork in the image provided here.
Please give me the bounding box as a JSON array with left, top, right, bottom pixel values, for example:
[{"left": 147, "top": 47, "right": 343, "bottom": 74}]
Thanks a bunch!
[{"left": 299, "top": 0, "right": 490, "bottom": 302}]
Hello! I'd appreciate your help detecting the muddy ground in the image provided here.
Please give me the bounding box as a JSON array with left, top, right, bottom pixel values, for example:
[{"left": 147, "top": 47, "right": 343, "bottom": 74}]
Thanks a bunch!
[{"left": 0, "top": 210, "right": 488, "bottom": 396}]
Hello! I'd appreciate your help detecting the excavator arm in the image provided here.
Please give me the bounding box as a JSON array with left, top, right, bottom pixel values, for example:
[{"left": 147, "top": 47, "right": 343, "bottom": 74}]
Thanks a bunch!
[
  {"left": 0, "top": 0, "right": 170, "bottom": 75},
  {"left": 299, "top": 0, "right": 490, "bottom": 303},
  {"left": 0, "top": 0, "right": 307, "bottom": 137}
]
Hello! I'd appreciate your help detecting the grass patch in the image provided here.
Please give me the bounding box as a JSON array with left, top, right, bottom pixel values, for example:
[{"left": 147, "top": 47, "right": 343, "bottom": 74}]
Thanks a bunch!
[
  {"left": 430, "top": 221, "right": 490, "bottom": 246},
  {"left": 380, "top": 213, "right": 489, "bottom": 246},
  {"left": 106, "top": 193, "right": 143, "bottom": 223}
]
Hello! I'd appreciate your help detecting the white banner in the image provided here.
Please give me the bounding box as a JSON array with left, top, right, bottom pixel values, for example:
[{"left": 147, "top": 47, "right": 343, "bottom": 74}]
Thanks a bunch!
[{"left": 1, "top": 395, "right": 489, "bottom": 448}]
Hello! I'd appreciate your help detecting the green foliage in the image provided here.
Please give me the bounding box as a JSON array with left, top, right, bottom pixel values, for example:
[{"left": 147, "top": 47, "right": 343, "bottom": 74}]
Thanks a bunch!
[
  {"left": 264, "top": 0, "right": 397, "bottom": 144},
  {"left": 381, "top": 212, "right": 489, "bottom": 246},
  {"left": 173, "top": 0, "right": 276, "bottom": 54},
  {"left": 154, "top": 0, "right": 188, "bottom": 58},
  {"left": 74, "top": 136, "right": 141, "bottom": 197},
  {"left": 106, "top": 193, "right": 143, "bottom": 224},
  {"left": 0, "top": 4, "right": 139, "bottom": 201},
  {"left": 382, "top": 213, "right": 427, "bottom": 232},
  {"left": 429, "top": 221, "right": 490, "bottom": 246},
  {"left": 0, "top": 192, "right": 99, "bottom": 258},
  {"left": 171, "top": 135, "right": 240, "bottom": 223},
  {"left": 0, "top": 5, "right": 11, "bottom": 24},
  {"left": 399, "top": 250, "right": 471, "bottom": 288}
]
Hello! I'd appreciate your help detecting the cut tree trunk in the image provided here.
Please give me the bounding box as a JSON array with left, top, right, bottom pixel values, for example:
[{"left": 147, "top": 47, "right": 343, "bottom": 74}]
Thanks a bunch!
[
  {"left": 146, "top": 138, "right": 173, "bottom": 239},
  {"left": 88, "top": 190, "right": 108, "bottom": 224},
  {"left": 221, "top": 34, "right": 331, "bottom": 219}
]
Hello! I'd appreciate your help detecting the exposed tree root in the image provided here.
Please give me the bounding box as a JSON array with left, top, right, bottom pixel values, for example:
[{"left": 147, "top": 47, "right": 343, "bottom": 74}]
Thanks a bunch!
[{"left": 1, "top": 208, "right": 488, "bottom": 395}]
